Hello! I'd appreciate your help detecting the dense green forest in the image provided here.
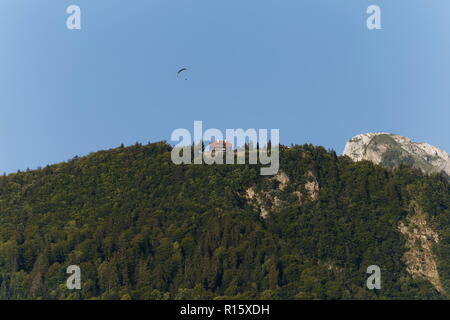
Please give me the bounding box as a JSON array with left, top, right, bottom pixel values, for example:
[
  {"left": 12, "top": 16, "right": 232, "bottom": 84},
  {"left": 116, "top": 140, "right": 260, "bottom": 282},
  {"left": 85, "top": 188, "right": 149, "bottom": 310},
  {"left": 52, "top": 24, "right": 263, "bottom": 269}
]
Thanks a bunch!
[{"left": 0, "top": 142, "right": 448, "bottom": 300}]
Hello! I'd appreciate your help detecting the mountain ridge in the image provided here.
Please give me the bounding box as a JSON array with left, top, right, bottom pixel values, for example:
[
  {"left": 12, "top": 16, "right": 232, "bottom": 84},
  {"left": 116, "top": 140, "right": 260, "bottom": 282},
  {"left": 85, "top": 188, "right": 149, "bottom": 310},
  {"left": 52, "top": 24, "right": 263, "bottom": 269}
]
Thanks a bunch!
[
  {"left": 0, "top": 141, "right": 448, "bottom": 299},
  {"left": 343, "top": 133, "right": 450, "bottom": 178}
]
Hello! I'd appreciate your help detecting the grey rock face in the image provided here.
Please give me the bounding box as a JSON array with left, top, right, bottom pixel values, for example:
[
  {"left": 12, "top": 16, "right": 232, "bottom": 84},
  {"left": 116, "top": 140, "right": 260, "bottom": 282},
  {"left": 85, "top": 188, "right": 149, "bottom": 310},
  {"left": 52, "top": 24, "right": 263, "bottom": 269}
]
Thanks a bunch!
[{"left": 343, "top": 133, "right": 450, "bottom": 177}]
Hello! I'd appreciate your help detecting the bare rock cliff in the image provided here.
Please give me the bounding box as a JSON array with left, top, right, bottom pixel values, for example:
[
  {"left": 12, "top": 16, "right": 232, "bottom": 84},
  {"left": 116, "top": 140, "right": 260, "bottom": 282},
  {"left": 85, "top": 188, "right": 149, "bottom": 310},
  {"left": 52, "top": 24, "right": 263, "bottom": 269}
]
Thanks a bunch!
[{"left": 343, "top": 133, "right": 450, "bottom": 177}]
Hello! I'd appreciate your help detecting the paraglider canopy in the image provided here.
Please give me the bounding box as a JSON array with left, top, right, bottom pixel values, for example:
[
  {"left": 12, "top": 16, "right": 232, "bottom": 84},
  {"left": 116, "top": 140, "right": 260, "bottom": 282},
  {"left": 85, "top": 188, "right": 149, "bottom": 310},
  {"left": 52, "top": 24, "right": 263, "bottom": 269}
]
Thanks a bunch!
[
  {"left": 177, "top": 68, "right": 188, "bottom": 80},
  {"left": 177, "top": 68, "right": 188, "bottom": 76}
]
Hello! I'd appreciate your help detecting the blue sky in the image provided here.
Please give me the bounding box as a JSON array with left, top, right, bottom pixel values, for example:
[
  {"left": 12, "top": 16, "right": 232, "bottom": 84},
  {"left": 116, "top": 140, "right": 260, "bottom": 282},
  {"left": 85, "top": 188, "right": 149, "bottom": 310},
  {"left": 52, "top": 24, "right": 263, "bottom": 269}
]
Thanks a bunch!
[{"left": 0, "top": 0, "right": 449, "bottom": 173}]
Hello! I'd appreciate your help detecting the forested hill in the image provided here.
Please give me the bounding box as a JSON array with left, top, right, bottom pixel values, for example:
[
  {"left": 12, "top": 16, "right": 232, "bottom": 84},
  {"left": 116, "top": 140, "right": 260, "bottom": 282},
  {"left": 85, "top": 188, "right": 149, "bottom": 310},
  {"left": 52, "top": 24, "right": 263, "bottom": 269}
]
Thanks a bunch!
[{"left": 0, "top": 142, "right": 448, "bottom": 300}]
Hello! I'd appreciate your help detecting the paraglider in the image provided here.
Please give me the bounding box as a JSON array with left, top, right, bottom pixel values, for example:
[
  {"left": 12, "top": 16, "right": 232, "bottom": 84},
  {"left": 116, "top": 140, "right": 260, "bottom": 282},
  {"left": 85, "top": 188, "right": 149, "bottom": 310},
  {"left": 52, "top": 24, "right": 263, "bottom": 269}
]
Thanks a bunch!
[{"left": 177, "top": 68, "right": 188, "bottom": 80}]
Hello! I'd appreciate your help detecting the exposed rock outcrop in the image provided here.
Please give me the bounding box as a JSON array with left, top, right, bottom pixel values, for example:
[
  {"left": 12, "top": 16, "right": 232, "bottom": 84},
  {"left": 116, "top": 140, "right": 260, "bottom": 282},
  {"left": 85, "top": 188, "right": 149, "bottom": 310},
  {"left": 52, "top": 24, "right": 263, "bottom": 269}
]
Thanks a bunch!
[
  {"left": 245, "top": 170, "right": 319, "bottom": 219},
  {"left": 245, "top": 171, "right": 289, "bottom": 219},
  {"left": 343, "top": 133, "right": 450, "bottom": 177},
  {"left": 398, "top": 201, "right": 443, "bottom": 292},
  {"left": 304, "top": 171, "right": 319, "bottom": 201}
]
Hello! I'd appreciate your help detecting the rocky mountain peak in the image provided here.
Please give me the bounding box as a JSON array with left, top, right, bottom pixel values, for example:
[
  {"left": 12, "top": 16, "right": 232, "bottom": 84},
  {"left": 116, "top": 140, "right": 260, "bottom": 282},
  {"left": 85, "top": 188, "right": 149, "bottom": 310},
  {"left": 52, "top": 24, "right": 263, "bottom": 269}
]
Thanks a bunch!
[{"left": 343, "top": 133, "right": 450, "bottom": 177}]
